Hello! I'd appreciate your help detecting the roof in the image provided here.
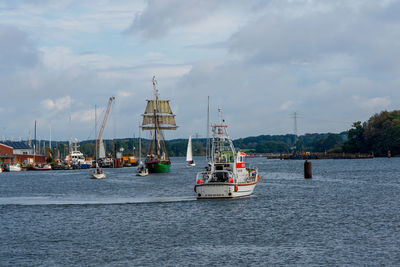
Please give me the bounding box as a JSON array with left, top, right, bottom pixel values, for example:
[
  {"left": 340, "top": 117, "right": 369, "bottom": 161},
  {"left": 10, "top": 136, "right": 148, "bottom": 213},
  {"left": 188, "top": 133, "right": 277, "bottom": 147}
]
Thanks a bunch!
[{"left": 0, "top": 141, "right": 32, "bottom": 149}]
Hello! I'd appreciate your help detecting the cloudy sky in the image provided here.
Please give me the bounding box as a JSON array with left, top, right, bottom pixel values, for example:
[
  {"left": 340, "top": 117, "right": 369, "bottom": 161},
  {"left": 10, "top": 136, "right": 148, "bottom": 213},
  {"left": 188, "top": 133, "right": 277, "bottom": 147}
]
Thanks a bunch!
[{"left": 1, "top": 0, "right": 400, "bottom": 141}]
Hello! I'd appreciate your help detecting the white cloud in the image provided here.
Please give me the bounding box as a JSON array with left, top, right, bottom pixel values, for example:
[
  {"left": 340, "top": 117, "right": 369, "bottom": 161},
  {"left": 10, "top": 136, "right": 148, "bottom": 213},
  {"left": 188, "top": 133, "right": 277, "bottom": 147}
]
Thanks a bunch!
[
  {"left": 41, "top": 96, "right": 72, "bottom": 111},
  {"left": 353, "top": 96, "right": 391, "bottom": 109}
]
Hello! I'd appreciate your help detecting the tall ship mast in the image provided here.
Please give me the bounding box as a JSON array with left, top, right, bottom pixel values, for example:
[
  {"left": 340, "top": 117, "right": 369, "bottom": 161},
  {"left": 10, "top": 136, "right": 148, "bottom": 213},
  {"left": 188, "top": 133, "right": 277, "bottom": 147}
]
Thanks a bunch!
[{"left": 142, "top": 76, "right": 177, "bottom": 173}]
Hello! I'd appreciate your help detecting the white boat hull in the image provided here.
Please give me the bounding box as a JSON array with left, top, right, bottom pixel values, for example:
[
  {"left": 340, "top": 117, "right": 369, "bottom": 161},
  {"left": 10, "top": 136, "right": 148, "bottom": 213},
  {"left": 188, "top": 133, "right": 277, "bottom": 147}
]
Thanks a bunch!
[
  {"left": 195, "top": 181, "right": 258, "bottom": 199},
  {"left": 6, "top": 165, "right": 22, "bottom": 172},
  {"left": 92, "top": 171, "right": 106, "bottom": 179}
]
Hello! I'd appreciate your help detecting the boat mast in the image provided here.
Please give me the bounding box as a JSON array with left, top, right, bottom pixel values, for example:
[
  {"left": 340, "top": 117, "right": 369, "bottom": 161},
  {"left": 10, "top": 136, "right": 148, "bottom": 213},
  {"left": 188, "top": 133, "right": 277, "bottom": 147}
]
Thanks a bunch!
[
  {"left": 138, "top": 122, "right": 142, "bottom": 164},
  {"left": 95, "top": 105, "right": 97, "bottom": 161},
  {"left": 34, "top": 120, "right": 36, "bottom": 164},
  {"left": 206, "top": 96, "right": 210, "bottom": 161},
  {"left": 152, "top": 76, "right": 160, "bottom": 157}
]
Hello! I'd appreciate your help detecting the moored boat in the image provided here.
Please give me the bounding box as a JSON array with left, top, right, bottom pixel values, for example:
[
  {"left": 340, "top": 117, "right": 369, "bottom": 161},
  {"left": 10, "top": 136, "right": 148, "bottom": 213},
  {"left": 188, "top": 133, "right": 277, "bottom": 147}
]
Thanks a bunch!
[
  {"left": 5, "top": 163, "right": 22, "bottom": 172},
  {"left": 194, "top": 111, "right": 260, "bottom": 199},
  {"left": 30, "top": 164, "right": 52, "bottom": 171}
]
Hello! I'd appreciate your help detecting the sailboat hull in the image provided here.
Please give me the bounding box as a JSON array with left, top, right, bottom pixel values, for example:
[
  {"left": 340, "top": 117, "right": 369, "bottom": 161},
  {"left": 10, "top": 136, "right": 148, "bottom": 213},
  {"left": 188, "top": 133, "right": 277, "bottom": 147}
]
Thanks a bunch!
[{"left": 146, "top": 162, "right": 170, "bottom": 173}]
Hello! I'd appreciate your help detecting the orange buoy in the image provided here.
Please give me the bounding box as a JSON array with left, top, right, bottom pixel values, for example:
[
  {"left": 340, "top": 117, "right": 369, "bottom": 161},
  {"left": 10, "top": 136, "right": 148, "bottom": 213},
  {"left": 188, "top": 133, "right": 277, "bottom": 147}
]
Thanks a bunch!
[
  {"left": 228, "top": 177, "right": 233, "bottom": 183},
  {"left": 234, "top": 185, "right": 238, "bottom": 192},
  {"left": 197, "top": 179, "right": 203, "bottom": 184}
]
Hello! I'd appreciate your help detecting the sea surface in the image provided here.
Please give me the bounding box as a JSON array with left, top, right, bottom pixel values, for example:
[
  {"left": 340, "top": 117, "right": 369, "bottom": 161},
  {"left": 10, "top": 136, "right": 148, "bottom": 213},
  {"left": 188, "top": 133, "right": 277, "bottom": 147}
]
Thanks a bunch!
[{"left": 1, "top": 157, "right": 399, "bottom": 266}]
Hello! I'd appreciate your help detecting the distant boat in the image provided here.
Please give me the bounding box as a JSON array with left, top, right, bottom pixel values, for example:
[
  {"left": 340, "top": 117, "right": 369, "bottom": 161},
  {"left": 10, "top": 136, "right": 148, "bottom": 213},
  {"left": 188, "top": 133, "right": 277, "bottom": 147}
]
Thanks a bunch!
[
  {"left": 30, "top": 164, "right": 52, "bottom": 171},
  {"left": 92, "top": 163, "right": 106, "bottom": 179},
  {"left": 186, "top": 135, "right": 195, "bottom": 166},
  {"left": 65, "top": 140, "right": 89, "bottom": 169},
  {"left": 92, "top": 98, "right": 114, "bottom": 179},
  {"left": 136, "top": 124, "right": 148, "bottom": 176},
  {"left": 142, "top": 76, "right": 177, "bottom": 173},
  {"left": 5, "top": 164, "right": 22, "bottom": 172}
]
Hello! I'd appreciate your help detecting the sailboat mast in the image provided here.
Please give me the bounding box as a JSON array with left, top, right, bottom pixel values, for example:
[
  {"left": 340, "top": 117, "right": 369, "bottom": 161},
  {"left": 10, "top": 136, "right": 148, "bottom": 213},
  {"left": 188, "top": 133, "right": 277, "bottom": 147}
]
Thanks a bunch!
[
  {"left": 206, "top": 96, "right": 210, "bottom": 160},
  {"left": 152, "top": 76, "right": 160, "bottom": 156},
  {"left": 138, "top": 123, "right": 142, "bottom": 163},
  {"left": 34, "top": 120, "right": 36, "bottom": 164},
  {"left": 95, "top": 105, "right": 97, "bottom": 161}
]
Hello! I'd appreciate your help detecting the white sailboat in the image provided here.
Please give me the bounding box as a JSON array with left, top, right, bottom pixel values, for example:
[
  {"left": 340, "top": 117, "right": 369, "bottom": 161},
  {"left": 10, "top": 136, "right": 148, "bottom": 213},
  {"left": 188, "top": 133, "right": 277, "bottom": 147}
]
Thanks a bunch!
[
  {"left": 136, "top": 124, "right": 149, "bottom": 176},
  {"left": 92, "top": 102, "right": 110, "bottom": 179},
  {"left": 186, "top": 135, "right": 195, "bottom": 166}
]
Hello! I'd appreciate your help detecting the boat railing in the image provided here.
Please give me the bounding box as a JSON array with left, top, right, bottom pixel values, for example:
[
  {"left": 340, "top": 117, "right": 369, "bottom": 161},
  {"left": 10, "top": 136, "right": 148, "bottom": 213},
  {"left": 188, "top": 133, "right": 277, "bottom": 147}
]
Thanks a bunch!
[
  {"left": 245, "top": 166, "right": 259, "bottom": 183},
  {"left": 196, "top": 170, "right": 236, "bottom": 184}
]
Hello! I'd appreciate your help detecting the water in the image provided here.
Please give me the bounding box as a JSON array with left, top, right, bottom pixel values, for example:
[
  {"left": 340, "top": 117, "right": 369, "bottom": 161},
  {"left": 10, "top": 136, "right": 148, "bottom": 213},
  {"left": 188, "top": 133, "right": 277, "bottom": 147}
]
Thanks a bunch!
[{"left": 1, "top": 157, "right": 400, "bottom": 266}]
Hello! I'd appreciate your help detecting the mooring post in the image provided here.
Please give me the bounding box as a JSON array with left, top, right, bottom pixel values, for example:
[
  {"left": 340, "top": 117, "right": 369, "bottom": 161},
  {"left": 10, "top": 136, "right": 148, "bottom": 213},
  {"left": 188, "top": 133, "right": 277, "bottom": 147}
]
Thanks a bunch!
[
  {"left": 304, "top": 160, "right": 312, "bottom": 179},
  {"left": 388, "top": 150, "right": 391, "bottom": 158}
]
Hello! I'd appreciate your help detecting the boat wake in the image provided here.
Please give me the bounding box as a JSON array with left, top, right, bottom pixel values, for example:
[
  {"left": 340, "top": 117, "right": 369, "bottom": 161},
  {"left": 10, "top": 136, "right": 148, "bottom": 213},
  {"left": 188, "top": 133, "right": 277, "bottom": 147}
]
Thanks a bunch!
[{"left": 0, "top": 196, "right": 197, "bottom": 206}]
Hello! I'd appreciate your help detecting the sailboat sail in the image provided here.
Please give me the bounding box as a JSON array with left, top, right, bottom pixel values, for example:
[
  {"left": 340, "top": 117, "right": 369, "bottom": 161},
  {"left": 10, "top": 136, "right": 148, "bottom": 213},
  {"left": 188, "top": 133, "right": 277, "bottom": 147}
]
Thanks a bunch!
[
  {"left": 142, "top": 100, "right": 177, "bottom": 130},
  {"left": 99, "top": 140, "right": 106, "bottom": 158},
  {"left": 186, "top": 136, "right": 193, "bottom": 162}
]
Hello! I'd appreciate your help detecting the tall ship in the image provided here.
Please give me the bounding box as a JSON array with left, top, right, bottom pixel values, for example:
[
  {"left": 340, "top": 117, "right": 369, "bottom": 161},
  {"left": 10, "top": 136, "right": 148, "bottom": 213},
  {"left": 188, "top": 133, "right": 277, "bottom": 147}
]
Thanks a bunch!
[
  {"left": 194, "top": 110, "right": 260, "bottom": 198},
  {"left": 142, "top": 76, "right": 177, "bottom": 173}
]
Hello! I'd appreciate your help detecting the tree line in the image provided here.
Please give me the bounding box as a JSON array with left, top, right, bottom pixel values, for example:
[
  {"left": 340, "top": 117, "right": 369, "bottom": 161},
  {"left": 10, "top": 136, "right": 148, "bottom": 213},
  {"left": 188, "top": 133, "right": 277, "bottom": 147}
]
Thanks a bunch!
[{"left": 44, "top": 110, "right": 400, "bottom": 158}]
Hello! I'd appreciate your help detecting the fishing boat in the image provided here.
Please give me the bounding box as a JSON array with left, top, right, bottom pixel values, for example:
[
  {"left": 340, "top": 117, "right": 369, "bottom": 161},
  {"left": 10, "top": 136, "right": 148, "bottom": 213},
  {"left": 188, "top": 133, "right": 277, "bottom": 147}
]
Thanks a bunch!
[
  {"left": 142, "top": 76, "right": 177, "bottom": 173},
  {"left": 186, "top": 135, "right": 195, "bottom": 166},
  {"left": 65, "top": 140, "right": 89, "bottom": 169},
  {"left": 194, "top": 110, "right": 260, "bottom": 199}
]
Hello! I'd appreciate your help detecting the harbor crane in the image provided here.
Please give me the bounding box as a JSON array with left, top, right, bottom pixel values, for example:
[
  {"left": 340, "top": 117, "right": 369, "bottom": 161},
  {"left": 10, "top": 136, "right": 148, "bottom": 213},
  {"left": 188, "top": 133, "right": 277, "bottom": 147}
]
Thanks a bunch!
[{"left": 93, "top": 96, "right": 115, "bottom": 160}]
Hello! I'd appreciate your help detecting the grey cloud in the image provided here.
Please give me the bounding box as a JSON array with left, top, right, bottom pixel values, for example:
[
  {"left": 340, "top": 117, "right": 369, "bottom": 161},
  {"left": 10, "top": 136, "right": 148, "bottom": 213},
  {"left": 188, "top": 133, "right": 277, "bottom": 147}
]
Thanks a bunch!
[
  {"left": 229, "top": 2, "right": 400, "bottom": 75},
  {"left": 126, "top": 0, "right": 225, "bottom": 39},
  {"left": 0, "top": 25, "right": 41, "bottom": 72}
]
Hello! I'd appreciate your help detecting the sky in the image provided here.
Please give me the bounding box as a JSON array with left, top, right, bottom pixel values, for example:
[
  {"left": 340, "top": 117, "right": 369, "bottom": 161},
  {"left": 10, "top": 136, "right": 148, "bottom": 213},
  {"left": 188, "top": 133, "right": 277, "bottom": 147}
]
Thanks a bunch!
[{"left": 1, "top": 0, "right": 400, "bottom": 141}]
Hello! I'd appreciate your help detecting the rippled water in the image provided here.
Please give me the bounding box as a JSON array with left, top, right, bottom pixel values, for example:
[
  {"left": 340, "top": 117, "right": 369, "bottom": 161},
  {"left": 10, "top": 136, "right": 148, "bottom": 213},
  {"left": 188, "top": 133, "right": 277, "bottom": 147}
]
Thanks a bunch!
[{"left": 1, "top": 157, "right": 399, "bottom": 266}]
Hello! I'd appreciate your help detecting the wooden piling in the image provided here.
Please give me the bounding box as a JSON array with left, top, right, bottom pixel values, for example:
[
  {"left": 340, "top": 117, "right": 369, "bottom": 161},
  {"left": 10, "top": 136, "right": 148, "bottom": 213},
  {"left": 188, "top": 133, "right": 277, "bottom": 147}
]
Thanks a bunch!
[{"left": 304, "top": 160, "right": 312, "bottom": 179}]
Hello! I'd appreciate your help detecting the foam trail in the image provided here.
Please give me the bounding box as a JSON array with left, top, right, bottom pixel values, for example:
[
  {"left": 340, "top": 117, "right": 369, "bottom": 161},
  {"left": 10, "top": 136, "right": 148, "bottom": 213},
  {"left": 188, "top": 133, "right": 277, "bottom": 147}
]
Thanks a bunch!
[{"left": 0, "top": 196, "right": 197, "bottom": 206}]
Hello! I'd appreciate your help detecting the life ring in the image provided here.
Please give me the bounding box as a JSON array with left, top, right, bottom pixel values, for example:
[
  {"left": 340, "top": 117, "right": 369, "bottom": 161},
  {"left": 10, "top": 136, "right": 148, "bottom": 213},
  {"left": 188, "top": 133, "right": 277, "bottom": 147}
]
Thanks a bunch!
[{"left": 197, "top": 179, "right": 203, "bottom": 184}]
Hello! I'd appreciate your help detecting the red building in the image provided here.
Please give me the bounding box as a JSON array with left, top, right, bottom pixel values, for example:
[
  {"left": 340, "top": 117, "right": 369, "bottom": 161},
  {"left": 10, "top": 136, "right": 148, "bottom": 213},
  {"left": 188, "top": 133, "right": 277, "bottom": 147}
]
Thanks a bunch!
[{"left": 0, "top": 141, "right": 46, "bottom": 164}]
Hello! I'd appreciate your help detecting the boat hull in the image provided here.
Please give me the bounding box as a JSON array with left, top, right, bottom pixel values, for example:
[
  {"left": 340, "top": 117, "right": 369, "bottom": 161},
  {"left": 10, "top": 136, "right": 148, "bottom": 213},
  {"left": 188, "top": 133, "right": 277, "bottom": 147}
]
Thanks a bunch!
[
  {"left": 5, "top": 165, "right": 22, "bottom": 172},
  {"left": 91, "top": 172, "right": 106, "bottom": 179},
  {"left": 145, "top": 162, "right": 170, "bottom": 173},
  {"left": 195, "top": 181, "right": 258, "bottom": 199}
]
